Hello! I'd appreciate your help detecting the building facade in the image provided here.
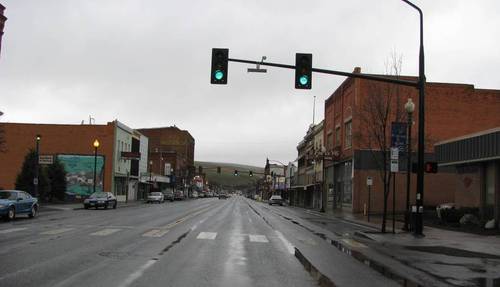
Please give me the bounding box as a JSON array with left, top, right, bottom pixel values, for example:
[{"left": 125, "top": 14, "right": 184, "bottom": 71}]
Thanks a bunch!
[
  {"left": 323, "top": 67, "right": 500, "bottom": 214},
  {"left": 137, "top": 126, "right": 195, "bottom": 196},
  {"left": 436, "top": 127, "right": 500, "bottom": 229},
  {"left": 0, "top": 121, "right": 149, "bottom": 201}
]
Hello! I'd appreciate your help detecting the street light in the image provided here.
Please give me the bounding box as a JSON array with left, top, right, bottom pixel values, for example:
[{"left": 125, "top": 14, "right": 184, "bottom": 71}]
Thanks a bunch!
[
  {"left": 93, "top": 139, "right": 100, "bottom": 194},
  {"left": 404, "top": 98, "right": 415, "bottom": 231},
  {"left": 34, "top": 134, "right": 41, "bottom": 198}
]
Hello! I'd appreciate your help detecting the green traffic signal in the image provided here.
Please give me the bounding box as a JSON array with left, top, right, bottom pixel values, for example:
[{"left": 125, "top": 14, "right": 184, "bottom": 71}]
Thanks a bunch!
[
  {"left": 295, "top": 53, "right": 312, "bottom": 89},
  {"left": 214, "top": 70, "right": 224, "bottom": 80},
  {"left": 299, "top": 75, "right": 309, "bottom": 86}
]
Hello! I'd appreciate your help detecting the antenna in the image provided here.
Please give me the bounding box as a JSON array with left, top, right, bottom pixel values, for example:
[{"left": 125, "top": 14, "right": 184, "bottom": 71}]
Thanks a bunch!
[{"left": 312, "top": 95, "right": 316, "bottom": 125}]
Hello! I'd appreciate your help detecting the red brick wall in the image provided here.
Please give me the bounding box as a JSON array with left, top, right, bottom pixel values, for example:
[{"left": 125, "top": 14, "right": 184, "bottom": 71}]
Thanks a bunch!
[{"left": 0, "top": 122, "right": 116, "bottom": 192}]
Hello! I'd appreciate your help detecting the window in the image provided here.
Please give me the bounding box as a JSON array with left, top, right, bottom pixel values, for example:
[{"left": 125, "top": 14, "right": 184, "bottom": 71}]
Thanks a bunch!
[
  {"left": 327, "top": 133, "right": 333, "bottom": 150},
  {"left": 335, "top": 127, "right": 341, "bottom": 146},
  {"left": 344, "top": 120, "right": 352, "bottom": 148}
]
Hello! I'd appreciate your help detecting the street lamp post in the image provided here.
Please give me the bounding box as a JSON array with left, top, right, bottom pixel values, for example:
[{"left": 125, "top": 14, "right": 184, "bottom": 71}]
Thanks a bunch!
[
  {"left": 401, "top": 0, "right": 426, "bottom": 236},
  {"left": 149, "top": 160, "right": 153, "bottom": 192},
  {"left": 93, "top": 139, "right": 100, "bottom": 194},
  {"left": 34, "top": 134, "right": 41, "bottom": 198},
  {"left": 403, "top": 99, "right": 415, "bottom": 231}
]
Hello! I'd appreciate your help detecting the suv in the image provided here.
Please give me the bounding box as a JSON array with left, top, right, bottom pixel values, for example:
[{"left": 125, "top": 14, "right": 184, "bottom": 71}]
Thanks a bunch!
[
  {"left": 269, "top": 195, "right": 283, "bottom": 206},
  {"left": 163, "top": 190, "right": 174, "bottom": 202}
]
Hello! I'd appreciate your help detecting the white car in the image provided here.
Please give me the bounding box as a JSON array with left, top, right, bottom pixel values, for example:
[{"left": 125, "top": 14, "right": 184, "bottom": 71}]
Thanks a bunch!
[{"left": 147, "top": 192, "right": 164, "bottom": 203}]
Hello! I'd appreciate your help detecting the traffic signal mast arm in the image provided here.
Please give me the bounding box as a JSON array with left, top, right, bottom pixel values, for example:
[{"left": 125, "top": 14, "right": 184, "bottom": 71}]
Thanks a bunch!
[{"left": 228, "top": 57, "right": 419, "bottom": 88}]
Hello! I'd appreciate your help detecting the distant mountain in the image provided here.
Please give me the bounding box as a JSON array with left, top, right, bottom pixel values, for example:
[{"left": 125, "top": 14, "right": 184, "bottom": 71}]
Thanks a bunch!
[{"left": 194, "top": 161, "right": 264, "bottom": 188}]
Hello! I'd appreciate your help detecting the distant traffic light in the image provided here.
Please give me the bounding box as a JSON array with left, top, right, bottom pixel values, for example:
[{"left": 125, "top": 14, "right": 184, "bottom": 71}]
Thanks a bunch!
[
  {"left": 234, "top": 170, "right": 238, "bottom": 176},
  {"left": 249, "top": 171, "right": 253, "bottom": 177},
  {"left": 425, "top": 162, "right": 438, "bottom": 173},
  {"left": 211, "top": 48, "right": 229, "bottom": 84},
  {"left": 295, "top": 53, "right": 312, "bottom": 89},
  {"left": 217, "top": 167, "right": 221, "bottom": 174},
  {"left": 198, "top": 166, "right": 203, "bottom": 175}
]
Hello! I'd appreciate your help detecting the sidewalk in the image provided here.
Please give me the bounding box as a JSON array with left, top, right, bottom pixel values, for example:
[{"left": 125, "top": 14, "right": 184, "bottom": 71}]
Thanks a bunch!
[
  {"left": 290, "top": 206, "right": 500, "bottom": 286},
  {"left": 39, "top": 200, "right": 145, "bottom": 211}
]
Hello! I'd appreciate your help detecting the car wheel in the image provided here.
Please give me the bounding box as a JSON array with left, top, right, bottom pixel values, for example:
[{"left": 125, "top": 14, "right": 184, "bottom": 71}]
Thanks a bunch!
[
  {"left": 7, "top": 206, "right": 15, "bottom": 221},
  {"left": 28, "top": 205, "right": 37, "bottom": 218},
  {"left": 113, "top": 201, "right": 117, "bottom": 209}
]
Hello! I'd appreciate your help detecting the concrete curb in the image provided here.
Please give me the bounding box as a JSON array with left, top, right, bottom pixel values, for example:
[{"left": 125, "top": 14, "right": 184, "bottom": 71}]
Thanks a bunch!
[{"left": 294, "top": 247, "right": 336, "bottom": 287}]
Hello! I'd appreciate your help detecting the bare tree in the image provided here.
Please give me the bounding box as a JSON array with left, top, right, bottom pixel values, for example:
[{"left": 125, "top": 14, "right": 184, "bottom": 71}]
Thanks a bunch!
[{"left": 356, "top": 52, "right": 406, "bottom": 233}]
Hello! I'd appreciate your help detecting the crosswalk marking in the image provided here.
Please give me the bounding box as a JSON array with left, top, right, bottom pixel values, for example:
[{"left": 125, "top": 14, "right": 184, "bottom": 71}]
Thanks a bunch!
[
  {"left": 249, "top": 235, "right": 269, "bottom": 243},
  {"left": 0, "top": 227, "right": 27, "bottom": 234},
  {"left": 196, "top": 232, "right": 217, "bottom": 240},
  {"left": 40, "top": 228, "right": 74, "bottom": 235},
  {"left": 90, "top": 228, "right": 121, "bottom": 236},
  {"left": 142, "top": 229, "right": 169, "bottom": 238}
]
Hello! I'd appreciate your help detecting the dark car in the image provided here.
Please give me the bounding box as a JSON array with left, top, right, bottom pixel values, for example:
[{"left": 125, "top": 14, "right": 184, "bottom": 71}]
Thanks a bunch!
[
  {"left": 163, "top": 190, "right": 174, "bottom": 202},
  {"left": 269, "top": 195, "right": 283, "bottom": 206},
  {"left": 84, "top": 192, "right": 117, "bottom": 209},
  {"left": 0, "top": 190, "right": 39, "bottom": 220},
  {"left": 173, "top": 191, "right": 184, "bottom": 200},
  {"left": 218, "top": 193, "right": 228, "bottom": 200}
]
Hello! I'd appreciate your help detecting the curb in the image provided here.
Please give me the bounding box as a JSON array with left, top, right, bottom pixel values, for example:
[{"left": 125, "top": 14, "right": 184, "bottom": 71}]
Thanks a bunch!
[{"left": 294, "top": 247, "right": 336, "bottom": 287}]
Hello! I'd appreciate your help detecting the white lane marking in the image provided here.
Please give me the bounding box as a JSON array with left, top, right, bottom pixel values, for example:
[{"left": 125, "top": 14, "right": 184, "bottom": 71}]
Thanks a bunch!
[
  {"left": 342, "top": 238, "right": 367, "bottom": 248},
  {"left": 196, "top": 232, "right": 217, "bottom": 240},
  {"left": 249, "top": 234, "right": 269, "bottom": 243},
  {"left": 0, "top": 227, "right": 27, "bottom": 234},
  {"left": 118, "top": 259, "right": 157, "bottom": 287},
  {"left": 142, "top": 229, "right": 169, "bottom": 238},
  {"left": 40, "top": 228, "right": 74, "bottom": 235},
  {"left": 90, "top": 228, "right": 121, "bottom": 236},
  {"left": 275, "top": 230, "right": 295, "bottom": 254},
  {"left": 191, "top": 218, "right": 207, "bottom": 231}
]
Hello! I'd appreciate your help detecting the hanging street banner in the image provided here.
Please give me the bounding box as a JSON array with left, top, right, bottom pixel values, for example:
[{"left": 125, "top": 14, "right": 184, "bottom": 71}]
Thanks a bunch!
[{"left": 391, "top": 122, "right": 408, "bottom": 153}]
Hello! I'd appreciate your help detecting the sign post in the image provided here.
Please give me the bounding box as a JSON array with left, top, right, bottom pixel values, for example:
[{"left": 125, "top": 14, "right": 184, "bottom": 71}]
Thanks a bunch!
[{"left": 366, "top": 176, "right": 373, "bottom": 222}]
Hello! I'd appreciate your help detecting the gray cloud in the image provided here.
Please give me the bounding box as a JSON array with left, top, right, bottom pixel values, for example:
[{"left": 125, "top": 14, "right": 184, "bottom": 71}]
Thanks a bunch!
[{"left": 1, "top": 0, "right": 499, "bottom": 166}]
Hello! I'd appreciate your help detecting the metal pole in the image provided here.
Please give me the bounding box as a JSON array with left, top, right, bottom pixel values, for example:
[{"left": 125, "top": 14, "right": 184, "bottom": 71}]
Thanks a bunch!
[
  {"left": 34, "top": 135, "right": 40, "bottom": 198},
  {"left": 401, "top": 0, "right": 425, "bottom": 236},
  {"left": 393, "top": 173, "right": 396, "bottom": 234},
  {"left": 93, "top": 146, "right": 97, "bottom": 193},
  {"left": 368, "top": 185, "right": 371, "bottom": 222},
  {"left": 404, "top": 112, "right": 412, "bottom": 231}
]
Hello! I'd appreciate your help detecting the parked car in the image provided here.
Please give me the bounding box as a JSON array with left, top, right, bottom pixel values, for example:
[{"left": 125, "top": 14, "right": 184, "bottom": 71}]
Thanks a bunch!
[
  {"left": 0, "top": 190, "right": 39, "bottom": 220},
  {"left": 84, "top": 192, "right": 117, "bottom": 209},
  {"left": 269, "top": 195, "right": 283, "bottom": 206},
  {"left": 218, "top": 193, "right": 228, "bottom": 200},
  {"left": 191, "top": 191, "right": 198, "bottom": 199},
  {"left": 174, "top": 191, "right": 184, "bottom": 200},
  {"left": 147, "top": 192, "right": 164, "bottom": 203},
  {"left": 198, "top": 192, "right": 206, "bottom": 198},
  {"left": 163, "top": 190, "right": 174, "bottom": 202}
]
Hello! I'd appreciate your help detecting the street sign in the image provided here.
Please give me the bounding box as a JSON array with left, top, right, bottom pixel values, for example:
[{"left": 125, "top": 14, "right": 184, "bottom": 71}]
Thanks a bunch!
[
  {"left": 366, "top": 176, "right": 373, "bottom": 186},
  {"left": 391, "top": 122, "right": 407, "bottom": 152},
  {"left": 390, "top": 147, "right": 399, "bottom": 160},
  {"left": 39, "top": 155, "right": 54, "bottom": 165},
  {"left": 390, "top": 159, "right": 399, "bottom": 173},
  {"left": 33, "top": 178, "right": 38, "bottom": 185}
]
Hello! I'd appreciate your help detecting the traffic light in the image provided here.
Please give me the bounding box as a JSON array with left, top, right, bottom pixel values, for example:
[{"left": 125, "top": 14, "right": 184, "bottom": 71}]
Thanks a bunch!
[
  {"left": 425, "top": 162, "right": 438, "bottom": 173},
  {"left": 295, "top": 53, "right": 312, "bottom": 89},
  {"left": 249, "top": 171, "right": 253, "bottom": 177},
  {"left": 234, "top": 170, "right": 238, "bottom": 176},
  {"left": 217, "top": 167, "right": 221, "bottom": 174},
  {"left": 211, "top": 48, "right": 229, "bottom": 84},
  {"left": 198, "top": 166, "right": 203, "bottom": 175}
]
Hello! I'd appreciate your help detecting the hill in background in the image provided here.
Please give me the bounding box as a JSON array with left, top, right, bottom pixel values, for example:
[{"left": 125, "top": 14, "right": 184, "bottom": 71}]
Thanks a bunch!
[{"left": 194, "top": 161, "right": 264, "bottom": 189}]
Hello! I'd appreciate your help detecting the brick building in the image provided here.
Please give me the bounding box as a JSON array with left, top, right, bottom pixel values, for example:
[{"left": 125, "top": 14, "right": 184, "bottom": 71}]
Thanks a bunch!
[
  {"left": 0, "top": 121, "right": 149, "bottom": 201},
  {"left": 0, "top": 3, "right": 6, "bottom": 56},
  {"left": 323, "top": 67, "right": 500, "bottom": 214},
  {"left": 137, "top": 126, "right": 195, "bottom": 194}
]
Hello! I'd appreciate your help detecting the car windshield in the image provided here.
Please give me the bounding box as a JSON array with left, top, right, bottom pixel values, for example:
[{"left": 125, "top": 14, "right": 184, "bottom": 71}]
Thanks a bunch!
[
  {"left": 90, "top": 192, "right": 107, "bottom": 198},
  {"left": 0, "top": 191, "right": 16, "bottom": 200},
  {"left": 150, "top": 192, "right": 161, "bottom": 196}
]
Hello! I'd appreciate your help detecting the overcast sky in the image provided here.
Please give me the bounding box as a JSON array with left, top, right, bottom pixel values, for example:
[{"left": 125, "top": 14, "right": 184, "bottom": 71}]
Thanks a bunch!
[{"left": 1, "top": 0, "right": 499, "bottom": 167}]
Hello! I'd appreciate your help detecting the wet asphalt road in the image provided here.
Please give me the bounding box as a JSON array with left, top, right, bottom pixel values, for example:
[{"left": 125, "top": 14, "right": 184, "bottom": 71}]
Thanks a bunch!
[
  {"left": 0, "top": 196, "right": 395, "bottom": 287},
  {"left": 0, "top": 197, "right": 316, "bottom": 287}
]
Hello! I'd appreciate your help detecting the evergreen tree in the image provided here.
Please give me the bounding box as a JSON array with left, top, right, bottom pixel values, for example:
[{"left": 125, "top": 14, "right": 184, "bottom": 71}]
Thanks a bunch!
[
  {"left": 47, "top": 158, "right": 67, "bottom": 201},
  {"left": 15, "top": 149, "right": 48, "bottom": 199}
]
